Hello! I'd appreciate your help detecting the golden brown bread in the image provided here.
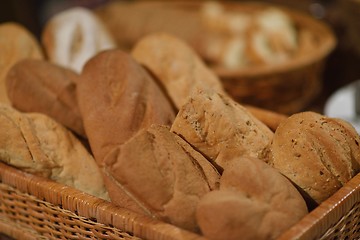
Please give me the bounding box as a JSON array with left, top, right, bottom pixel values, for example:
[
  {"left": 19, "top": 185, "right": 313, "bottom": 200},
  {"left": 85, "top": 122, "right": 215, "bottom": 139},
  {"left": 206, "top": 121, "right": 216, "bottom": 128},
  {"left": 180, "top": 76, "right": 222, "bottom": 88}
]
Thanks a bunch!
[
  {"left": 0, "top": 22, "right": 44, "bottom": 104},
  {"left": 5, "top": 59, "right": 85, "bottom": 137},
  {"left": 42, "top": 7, "right": 116, "bottom": 73},
  {"left": 196, "top": 156, "right": 308, "bottom": 240},
  {"left": 131, "top": 33, "right": 227, "bottom": 110},
  {"left": 269, "top": 111, "right": 360, "bottom": 204},
  {"left": 76, "top": 49, "right": 176, "bottom": 165},
  {"left": 102, "top": 124, "right": 220, "bottom": 232},
  {"left": 0, "top": 104, "right": 108, "bottom": 200},
  {"left": 171, "top": 89, "right": 273, "bottom": 171}
]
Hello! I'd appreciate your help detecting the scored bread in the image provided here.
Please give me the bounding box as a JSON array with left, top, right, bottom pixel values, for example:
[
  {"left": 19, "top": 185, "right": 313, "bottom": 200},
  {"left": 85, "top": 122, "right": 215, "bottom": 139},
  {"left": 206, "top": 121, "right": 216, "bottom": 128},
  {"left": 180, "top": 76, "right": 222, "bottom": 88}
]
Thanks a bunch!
[
  {"left": 77, "top": 49, "right": 176, "bottom": 165},
  {"left": 0, "top": 104, "right": 108, "bottom": 200},
  {"left": 269, "top": 111, "right": 360, "bottom": 205},
  {"left": 171, "top": 89, "right": 273, "bottom": 171},
  {"left": 102, "top": 124, "right": 220, "bottom": 232}
]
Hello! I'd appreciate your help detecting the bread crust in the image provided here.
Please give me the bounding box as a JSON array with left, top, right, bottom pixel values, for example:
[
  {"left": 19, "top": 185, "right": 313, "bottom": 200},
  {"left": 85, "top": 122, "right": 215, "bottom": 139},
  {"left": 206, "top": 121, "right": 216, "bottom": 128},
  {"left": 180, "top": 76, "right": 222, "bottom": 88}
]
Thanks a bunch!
[
  {"left": 77, "top": 49, "right": 175, "bottom": 165},
  {"left": 270, "top": 111, "right": 360, "bottom": 204}
]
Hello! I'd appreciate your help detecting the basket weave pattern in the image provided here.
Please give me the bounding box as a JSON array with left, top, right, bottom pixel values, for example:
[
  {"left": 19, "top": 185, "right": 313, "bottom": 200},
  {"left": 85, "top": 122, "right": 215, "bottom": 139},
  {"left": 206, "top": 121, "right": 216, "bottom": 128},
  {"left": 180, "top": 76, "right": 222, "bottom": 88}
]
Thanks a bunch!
[
  {"left": 1, "top": 159, "right": 360, "bottom": 239},
  {"left": 0, "top": 162, "right": 206, "bottom": 240}
]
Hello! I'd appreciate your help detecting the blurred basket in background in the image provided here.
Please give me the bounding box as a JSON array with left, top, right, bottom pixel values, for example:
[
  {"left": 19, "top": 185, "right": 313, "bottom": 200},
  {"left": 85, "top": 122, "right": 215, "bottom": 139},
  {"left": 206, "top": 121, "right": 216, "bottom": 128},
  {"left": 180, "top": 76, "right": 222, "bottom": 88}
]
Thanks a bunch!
[
  {"left": 341, "top": 0, "right": 360, "bottom": 56},
  {"left": 96, "top": 1, "right": 336, "bottom": 114}
]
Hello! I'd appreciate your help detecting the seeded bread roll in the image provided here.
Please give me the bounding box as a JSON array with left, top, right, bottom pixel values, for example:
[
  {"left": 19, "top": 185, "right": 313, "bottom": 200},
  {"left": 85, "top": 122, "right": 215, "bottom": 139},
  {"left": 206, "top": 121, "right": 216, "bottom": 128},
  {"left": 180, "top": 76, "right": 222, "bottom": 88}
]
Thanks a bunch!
[
  {"left": 0, "top": 22, "right": 44, "bottom": 104},
  {"left": 171, "top": 89, "right": 273, "bottom": 171},
  {"left": 0, "top": 104, "right": 108, "bottom": 200},
  {"left": 269, "top": 111, "right": 360, "bottom": 204},
  {"left": 132, "top": 33, "right": 227, "bottom": 109},
  {"left": 103, "top": 124, "right": 220, "bottom": 232},
  {"left": 42, "top": 7, "right": 116, "bottom": 73},
  {"left": 5, "top": 59, "right": 85, "bottom": 137},
  {"left": 196, "top": 156, "right": 308, "bottom": 240},
  {"left": 77, "top": 49, "right": 176, "bottom": 165}
]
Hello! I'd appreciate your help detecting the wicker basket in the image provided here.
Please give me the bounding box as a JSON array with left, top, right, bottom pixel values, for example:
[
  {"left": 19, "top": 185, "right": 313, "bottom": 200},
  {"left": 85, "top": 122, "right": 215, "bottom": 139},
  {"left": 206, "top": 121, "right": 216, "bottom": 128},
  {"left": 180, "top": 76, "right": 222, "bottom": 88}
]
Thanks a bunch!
[
  {"left": 209, "top": 2, "right": 337, "bottom": 114},
  {"left": 1, "top": 160, "right": 360, "bottom": 240},
  {"left": 96, "top": 1, "right": 336, "bottom": 114}
]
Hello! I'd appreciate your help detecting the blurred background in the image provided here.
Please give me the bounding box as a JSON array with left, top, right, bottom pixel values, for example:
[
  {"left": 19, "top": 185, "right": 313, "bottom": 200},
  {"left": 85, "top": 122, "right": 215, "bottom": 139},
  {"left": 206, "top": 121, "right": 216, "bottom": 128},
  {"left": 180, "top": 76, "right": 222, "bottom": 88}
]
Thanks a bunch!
[{"left": 0, "top": 0, "right": 360, "bottom": 114}]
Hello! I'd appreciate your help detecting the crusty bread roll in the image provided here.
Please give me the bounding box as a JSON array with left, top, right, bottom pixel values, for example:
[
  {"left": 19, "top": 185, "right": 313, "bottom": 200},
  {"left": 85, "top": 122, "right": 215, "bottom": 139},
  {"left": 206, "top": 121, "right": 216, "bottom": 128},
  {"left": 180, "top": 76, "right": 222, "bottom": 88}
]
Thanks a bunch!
[
  {"left": 0, "top": 22, "right": 44, "bottom": 104},
  {"left": 196, "top": 156, "right": 308, "bottom": 240},
  {"left": 77, "top": 49, "right": 176, "bottom": 165},
  {"left": 131, "top": 33, "right": 227, "bottom": 109},
  {"left": 5, "top": 59, "right": 85, "bottom": 137},
  {"left": 269, "top": 111, "right": 360, "bottom": 204},
  {"left": 0, "top": 104, "right": 108, "bottom": 200},
  {"left": 42, "top": 7, "right": 116, "bottom": 73},
  {"left": 171, "top": 89, "right": 273, "bottom": 171},
  {"left": 102, "top": 124, "right": 220, "bottom": 232}
]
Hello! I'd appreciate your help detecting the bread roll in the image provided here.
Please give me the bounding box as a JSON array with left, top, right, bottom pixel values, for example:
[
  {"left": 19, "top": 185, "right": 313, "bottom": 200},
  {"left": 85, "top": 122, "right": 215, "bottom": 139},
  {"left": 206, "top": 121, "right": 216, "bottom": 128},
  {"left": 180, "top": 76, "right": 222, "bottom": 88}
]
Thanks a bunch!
[
  {"left": 0, "top": 22, "right": 44, "bottom": 104},
  {"left": 269, "top": 111, "right": 360, "bottom": 204},
  {"left": 196, "top": 156, "right": 308, "bottom": 240},
  {"left": 131, "top": 33, "right": 227, "bottom": 109},
  {"left": 102, "top": 124, "right": 220, "bottom": 232},
  {"left": 0, "top": 104, "right": 108, "bottom": 200},
  {"left": 77, "top": 49, "right": 175, "bottom": 165},
  {"left": 5, "top": 59, "right": 85, "bottom": 137},
  {"left": 171, "top": 89, "right": 273, "bottom": 171},
  {"left": 42, "top": 7, "right": 116, "bottom": 73}
]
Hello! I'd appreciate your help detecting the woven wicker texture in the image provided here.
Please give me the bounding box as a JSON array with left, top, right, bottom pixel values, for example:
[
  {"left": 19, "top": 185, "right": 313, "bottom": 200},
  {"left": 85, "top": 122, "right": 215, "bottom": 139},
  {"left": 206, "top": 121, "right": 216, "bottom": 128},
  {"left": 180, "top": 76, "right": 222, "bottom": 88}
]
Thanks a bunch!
[
  {"left": 1, "top": 160, "right": 360, "bottom": 239},
  {"left": 208, "top": 2, "right": 336, "bottom": 114},
  {"left": 0, "top": 162, "right": 206, "bottom": 240}
]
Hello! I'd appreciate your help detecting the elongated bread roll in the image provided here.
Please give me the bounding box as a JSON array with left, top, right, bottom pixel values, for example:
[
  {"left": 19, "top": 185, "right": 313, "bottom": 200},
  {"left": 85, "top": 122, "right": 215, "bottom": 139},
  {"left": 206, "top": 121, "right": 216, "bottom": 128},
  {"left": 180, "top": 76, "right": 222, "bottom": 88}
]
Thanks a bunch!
[
  {"left": 5, "top": 59, "right": 85, "bottom": 137},
  {"left": 77, "top": 49, "right": 175, "bottom": 165},
  {"left": 103, "top": 124, "right": 220, "bottom": 232},
  {"left": 171, "top": 89, "right": 273, "bottom": 171},
  {"left": 0, "top": 104, "right": 108, "bottom": 200},
  {"left": 132, "top": 33, "right": 227, "bottom": 109},
  {"left": 0, "top": 22, "right": 44, "bottom": 104}
]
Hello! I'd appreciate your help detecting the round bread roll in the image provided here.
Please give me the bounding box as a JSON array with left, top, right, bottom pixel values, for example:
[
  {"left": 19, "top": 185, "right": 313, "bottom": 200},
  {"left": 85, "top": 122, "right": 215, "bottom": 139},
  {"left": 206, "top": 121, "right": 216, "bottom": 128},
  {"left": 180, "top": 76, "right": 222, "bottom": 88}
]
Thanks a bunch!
[
  {"left": 0, "top": 22, "right": 44, "bottom": 104},
  {"left": 42, "top": 7, "right": 116, "bottom": 73},
  {"left": 196, "top": 156, "right": 308, "bottom": 240},
  {"left": 269, "top": 111, "right": 360, "bottom": 204}
]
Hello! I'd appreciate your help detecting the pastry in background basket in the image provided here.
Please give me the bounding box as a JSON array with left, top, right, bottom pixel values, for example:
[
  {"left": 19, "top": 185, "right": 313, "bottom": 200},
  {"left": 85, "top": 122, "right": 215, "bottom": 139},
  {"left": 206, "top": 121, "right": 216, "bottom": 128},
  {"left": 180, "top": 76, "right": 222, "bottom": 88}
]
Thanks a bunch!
[
  {"left": 200, "top": 1, "right": 298, "bottom": 68},
  {"left": 0, "top": 104, "right": 109, "bottom": 200},
  {"left": 5, "top": 59, "right": 85, "bottom": 138},
  {"left": 131, "top": 32, "right": 227, "bottom": 110},
  {"left": 76, "top": 49, "right": 176, "bottom": 165},
  {"left": 0, "top": 22, "right": 44, "bottom": 104},
  {"left": 196, "top": 156, "right": 308, "bottom": 240},
  {"left": 103, "top": 124, "right": 220, "bottom": 233},
  {"left": 42, "top": 7, "right": 116, "bottom": 73},
  {"left": 269, "top": 111, "right": 360, "bottom": 206},
  {"left": 171, "top": 89, "right": 273, "bottom": 172}
]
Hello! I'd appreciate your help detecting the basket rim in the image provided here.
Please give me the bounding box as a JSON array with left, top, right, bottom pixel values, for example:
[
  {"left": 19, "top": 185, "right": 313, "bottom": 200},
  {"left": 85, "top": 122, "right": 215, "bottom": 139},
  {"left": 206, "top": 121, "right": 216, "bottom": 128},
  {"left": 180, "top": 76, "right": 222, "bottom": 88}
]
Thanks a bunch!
[{"left": 0, "top": 162, "right": 207, "bottom": 240}]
